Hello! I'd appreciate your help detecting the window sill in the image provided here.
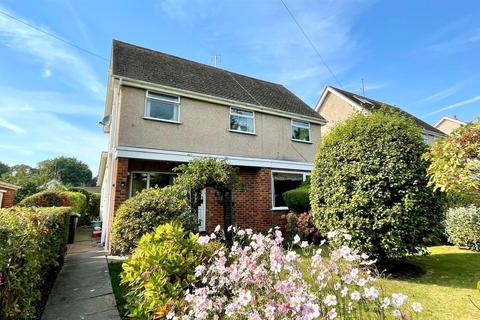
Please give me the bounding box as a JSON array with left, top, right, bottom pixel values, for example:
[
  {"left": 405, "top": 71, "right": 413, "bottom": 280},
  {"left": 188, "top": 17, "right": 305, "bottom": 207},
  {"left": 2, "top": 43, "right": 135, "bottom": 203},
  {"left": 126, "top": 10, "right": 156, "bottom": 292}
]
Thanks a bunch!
[
  {"left": 291, "top": 139, "right": 312, "bottom": 144},
  {"left": 143, "top": 117, "right": 182, "bottom": 124},
  {"left": 271, "top": 207, "right": 289, "bottom": 211},
  {"left": 229, "top": 129, "right": 257, "bottom": 136}
]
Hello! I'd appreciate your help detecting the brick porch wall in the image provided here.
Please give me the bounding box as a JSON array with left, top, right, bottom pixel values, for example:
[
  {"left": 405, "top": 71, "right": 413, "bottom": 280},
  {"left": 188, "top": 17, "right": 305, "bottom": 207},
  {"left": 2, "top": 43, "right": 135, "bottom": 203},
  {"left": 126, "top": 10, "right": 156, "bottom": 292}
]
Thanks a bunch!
[
  {"left": 205, "top": 167, "right": 288, "bottom": 233},
  {"left": 1, "top": 188, "right": 16, "bottom": 208},
  {"left": 110, "top": 158, "right": 292, "bottom": 234}
]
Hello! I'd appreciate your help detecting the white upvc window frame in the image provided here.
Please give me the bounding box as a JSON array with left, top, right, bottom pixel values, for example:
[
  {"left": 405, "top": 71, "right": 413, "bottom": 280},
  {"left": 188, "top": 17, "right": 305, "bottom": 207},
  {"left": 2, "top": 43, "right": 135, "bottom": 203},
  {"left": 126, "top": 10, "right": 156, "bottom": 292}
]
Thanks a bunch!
[
  {"left": 129, "top": 171, "right": 176, "bottom": 197},
  {"left": 229, "top": 107, "right": 256, "bottom": 135},
  {"left": 271, "top": 170, "right": 311, "bottom": 210},
  {"left": 0, "top": 190, "right": 4, "bottom": 208},
  {"left": 291, "top": 119, "right": 311, "bottom": 143},
  {"left": 144, "top": 91, "right": 181, "bottom": 124}
]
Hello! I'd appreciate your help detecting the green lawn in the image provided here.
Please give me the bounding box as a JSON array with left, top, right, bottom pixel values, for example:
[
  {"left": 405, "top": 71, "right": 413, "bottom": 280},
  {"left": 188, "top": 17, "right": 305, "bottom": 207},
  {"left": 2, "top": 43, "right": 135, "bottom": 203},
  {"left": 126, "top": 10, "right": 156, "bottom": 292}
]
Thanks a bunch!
[
  {"left": 108, "top": 261, "right": 128, "bottom": 318},
  {"left": 377, "top": 246, "right": 480, "bottom": 320}
]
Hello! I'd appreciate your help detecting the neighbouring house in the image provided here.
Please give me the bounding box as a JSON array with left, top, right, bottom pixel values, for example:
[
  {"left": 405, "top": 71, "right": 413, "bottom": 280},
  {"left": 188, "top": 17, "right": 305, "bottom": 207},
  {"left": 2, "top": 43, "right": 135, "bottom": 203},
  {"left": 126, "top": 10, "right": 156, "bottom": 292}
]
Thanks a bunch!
[
  {"left": 315, "top": 86, "right": 446, "bottom": 145},
  {"left": 434, "top": 116, "right": 466, "bottom": 135},
  {"left": 97, "top": 40, "right": 326, "bottom": 248},
  {"left": 0, "top": 181, "right": 19, "bottom": 208}
]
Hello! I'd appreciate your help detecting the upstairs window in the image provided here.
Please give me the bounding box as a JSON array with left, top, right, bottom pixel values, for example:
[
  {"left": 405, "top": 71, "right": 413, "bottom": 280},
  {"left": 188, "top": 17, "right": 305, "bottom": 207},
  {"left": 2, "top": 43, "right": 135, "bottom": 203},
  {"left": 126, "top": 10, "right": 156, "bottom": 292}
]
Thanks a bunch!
[
  {"left": 145, "top": 91, "right": 180, "bottom": 122},
  {"left": 230, "top": 107, "right": 255, "bottom": 134},
  {"left": 291, "top": 120, "right": 311, "bottom": 142}
]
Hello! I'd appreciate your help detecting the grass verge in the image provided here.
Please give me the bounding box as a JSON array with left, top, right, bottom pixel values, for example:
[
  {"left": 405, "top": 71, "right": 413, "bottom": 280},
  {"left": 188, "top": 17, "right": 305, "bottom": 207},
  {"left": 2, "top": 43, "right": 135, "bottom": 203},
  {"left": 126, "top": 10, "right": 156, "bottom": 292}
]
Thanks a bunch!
[{"left": 108, "top": 261, "right": 128, "bottom": 318}]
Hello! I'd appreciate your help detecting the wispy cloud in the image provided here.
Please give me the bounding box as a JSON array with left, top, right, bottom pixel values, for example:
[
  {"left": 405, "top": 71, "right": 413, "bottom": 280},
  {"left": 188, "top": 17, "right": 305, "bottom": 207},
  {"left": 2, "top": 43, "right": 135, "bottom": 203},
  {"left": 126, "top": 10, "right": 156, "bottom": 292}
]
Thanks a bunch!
[
  {"left": 156, "top": 0, "right": 374, "bottom": 104},
  {"left": 423, "top": 96, "right": 480, "bottom": 118},
  {"left": 0, "top": 117, "right": 27, "bottom": 134},
  {"left": 416, "top": 83, "right": 462, "bottom": 104},
  {"left": 343, "top": 81, "right": 389, "bottom": 94},
  {"left": 0, "top": 86, "right": 102, "bottom": 116},
  {"left": 0, "top": 5, "right": 104, "bottom": 99}
]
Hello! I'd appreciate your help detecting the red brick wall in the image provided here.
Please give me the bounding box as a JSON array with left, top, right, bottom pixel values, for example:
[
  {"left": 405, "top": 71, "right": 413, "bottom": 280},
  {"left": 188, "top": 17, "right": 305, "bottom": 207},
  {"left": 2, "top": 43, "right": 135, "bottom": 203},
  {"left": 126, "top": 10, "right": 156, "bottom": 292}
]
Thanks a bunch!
[
  {"left": 112, "top": 157, "right": 129, "bottom": 214},
  {"left": 205, "top": 167, "right": 288, "bottom": 233},
  {"left": 1, "top": 188, "right": 16, "bottom": 208}
]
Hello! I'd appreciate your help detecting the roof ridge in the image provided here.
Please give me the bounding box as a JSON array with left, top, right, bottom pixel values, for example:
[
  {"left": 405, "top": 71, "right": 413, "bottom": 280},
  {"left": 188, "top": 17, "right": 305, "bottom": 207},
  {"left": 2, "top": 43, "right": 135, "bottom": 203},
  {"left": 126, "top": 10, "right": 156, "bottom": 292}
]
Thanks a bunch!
[{"left": 112, "top": 39, "right": 284, "bottom": 88}]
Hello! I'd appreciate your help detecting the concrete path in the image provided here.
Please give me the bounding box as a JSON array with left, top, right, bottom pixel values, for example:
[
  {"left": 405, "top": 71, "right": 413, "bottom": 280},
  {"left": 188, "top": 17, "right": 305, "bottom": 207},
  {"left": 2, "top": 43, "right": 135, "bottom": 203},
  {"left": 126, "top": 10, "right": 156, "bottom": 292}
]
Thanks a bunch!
[{"left": 42, "top": 228, "right": 120, "bottom": 320}]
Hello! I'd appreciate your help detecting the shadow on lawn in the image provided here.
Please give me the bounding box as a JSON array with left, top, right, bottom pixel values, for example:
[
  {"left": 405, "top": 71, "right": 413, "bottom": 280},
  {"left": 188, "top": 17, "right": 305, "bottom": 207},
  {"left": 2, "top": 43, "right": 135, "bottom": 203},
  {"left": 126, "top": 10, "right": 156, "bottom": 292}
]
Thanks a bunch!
[{"left": 381, "top": 247, "right": 480, "bottom": 290}]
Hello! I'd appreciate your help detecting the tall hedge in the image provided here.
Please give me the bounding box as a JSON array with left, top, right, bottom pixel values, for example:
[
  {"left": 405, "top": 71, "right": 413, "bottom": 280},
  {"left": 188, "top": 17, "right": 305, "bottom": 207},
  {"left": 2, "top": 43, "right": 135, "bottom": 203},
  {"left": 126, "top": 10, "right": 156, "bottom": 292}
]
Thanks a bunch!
[
  {"left": 0, "top": 207, "right": 70, "bottom": 319},
  {"left": 18, "top": 190, "right": 87, "bottom": 215},
  {"left": 310, "top": 111, "right": 444, "bottom": 260}
]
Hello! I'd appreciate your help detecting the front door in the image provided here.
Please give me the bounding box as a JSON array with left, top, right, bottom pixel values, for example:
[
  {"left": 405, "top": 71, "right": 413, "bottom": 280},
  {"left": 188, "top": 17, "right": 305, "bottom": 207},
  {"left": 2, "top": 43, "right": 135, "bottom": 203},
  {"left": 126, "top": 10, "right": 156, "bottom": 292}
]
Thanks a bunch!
[{"left": 198, "top": 189, "right": 206, "bottom": 232}]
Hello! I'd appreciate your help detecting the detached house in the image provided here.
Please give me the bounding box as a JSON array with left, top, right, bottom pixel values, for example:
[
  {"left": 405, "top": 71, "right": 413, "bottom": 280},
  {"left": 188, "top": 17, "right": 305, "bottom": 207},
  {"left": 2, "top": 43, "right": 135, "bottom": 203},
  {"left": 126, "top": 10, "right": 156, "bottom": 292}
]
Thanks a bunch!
[
  {"left": 98, "top": 40, "right": 326, "bottom": 247},
  {"left": 315, "top": 86, "right": 446, "bottom": 145},
  {"left": 434, "top": 116, "right": 466, "bottom": 135}
]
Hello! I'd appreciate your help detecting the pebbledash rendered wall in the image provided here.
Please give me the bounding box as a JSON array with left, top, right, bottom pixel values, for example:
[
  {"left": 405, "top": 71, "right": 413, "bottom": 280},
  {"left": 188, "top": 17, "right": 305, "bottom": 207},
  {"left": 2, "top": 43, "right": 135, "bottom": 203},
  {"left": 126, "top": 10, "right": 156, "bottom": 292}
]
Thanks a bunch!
[{"left": 110, "top": 157, "right": 292, "bottom": 233}]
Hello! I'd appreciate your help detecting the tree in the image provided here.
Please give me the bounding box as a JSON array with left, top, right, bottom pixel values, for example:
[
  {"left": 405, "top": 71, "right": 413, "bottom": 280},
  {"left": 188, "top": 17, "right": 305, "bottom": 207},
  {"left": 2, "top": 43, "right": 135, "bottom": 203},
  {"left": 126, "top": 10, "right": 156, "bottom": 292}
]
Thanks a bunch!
[
  {"left": 1, "top": 164, "right": 43, "bottom": 202},
  {"left": 37, "top": 156, "right": 93, "bottom": 186},
  {"left": 310, "top": 111, "right": 444, "bottom": 261},
  {"left": 0, "top": 161, "right": 9, "bottom": 176},
  {"left": 424, "top": 118, "right": 480, "bottom": 206}
]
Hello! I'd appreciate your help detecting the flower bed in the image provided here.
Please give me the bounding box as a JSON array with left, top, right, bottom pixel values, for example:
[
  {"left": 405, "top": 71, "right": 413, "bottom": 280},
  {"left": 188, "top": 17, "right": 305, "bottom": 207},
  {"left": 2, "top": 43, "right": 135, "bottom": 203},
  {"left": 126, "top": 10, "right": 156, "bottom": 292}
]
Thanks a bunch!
[
  {"left": 0, "top": 206, "right": 70, "bottom": 319},
  {"left": 120, "top": 224, "right": 422, "bottom": 319}
]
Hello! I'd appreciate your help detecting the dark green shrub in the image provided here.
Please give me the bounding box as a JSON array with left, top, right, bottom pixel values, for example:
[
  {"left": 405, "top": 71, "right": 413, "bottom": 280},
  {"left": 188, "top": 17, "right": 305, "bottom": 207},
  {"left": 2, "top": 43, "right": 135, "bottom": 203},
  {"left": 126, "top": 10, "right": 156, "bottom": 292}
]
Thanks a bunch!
[
  {"left": 311, "top": 112, "right": 444, "bottom": 260},
  {"left": 445, "top": 206, "right": 480, "bottom": 250},
  {"left": 111, "top": 186, "right": 196, "bottom": 255},
  {"left": 0, "top": 207, "right": 70, "bottom": 319},
  {"left": 88, "top": 192, "right": 101, "bottom": 218},
  {"left": 18, "top": 190, "right": 66, "bottom": 207},
  {"left": 121, "top": 223, "right": 220, "bottom": 319},
  {"left": 282, "top": 184, "right": 310, "bottom": 212}
]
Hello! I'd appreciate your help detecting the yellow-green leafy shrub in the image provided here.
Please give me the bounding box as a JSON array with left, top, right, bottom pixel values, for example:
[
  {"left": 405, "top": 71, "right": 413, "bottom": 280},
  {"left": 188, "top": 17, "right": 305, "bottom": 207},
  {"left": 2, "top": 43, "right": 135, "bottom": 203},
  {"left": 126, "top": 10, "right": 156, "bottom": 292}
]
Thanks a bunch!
[
  {"left": 445, "top": 205, "right": 480, "bottom": 250},
  {"left": 120, "top": 223, "right": 220, "bottom": 319},
  {"left": 0, "top": 207, "right": 70, "bottom": 319},
  {"left": 18, "top": 190, "right": 87, "bottom": 215}
]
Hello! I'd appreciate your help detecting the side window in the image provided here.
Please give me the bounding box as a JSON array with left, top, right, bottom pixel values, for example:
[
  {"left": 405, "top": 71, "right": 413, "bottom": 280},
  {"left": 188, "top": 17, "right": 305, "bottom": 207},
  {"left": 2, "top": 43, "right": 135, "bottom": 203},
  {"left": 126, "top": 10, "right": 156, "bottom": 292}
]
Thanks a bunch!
[
  {"left": 230, "top": 108, "right": 255, "bottom": 134},
  {"left": 145, "top": 91, "right": 180, "bottom": 122},
  {"left": 291, "top": 120, "right": 311, "bottom": 142}
]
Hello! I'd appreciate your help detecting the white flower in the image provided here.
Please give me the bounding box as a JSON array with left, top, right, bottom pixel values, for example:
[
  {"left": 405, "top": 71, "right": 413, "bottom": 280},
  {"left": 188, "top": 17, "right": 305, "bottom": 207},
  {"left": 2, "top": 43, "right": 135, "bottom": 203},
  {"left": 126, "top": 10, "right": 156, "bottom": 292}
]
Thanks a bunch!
[
  {"left": 350, "top": 291, "right": 361, "bottom": 301},
  {"left": 293, "top": 234, "right": 301, "bottom": 244},
  {"left": 381, "top": 297, "right": 391, "bottom": 309},
  {"left": 391, "top": 293, "right": 407, "bottom": 308},
  {"left": 341, "top": 286, "right": 348, "bottom": 297},
  {"left": 323, "top": 294, "right": 337, "bottom": 306},
  {"left": 343, "top": 233, "right": 352, "bottom": 240},
  {"left": 214, "top": 225, "right": 221, "bottom": 233},
  {"left": 197, "top": 235, "right": 210, "bottom": 244},
  {"left": 300, "top": 241, "right": 309, "bottom": 248},
  {"left": 392, "top": 309, "right": 401, "bottom": 318},
  {"left": 364, "top": 286, "right": 379, "bottom": 300},
  {"left": 210, "top": 233, "right": 217, "bottom": 239},
  {"left": 327, "top": 308, "right": 337, "bottom": 319},
  {"left": 412, "top": 302, "right": 423, "bottom": 313},
  {"left": 327, "top": 231, "right": 337, "bottom": 239},
  {"left": 166, "top": 311, "right": 175, "bottom": 319}
]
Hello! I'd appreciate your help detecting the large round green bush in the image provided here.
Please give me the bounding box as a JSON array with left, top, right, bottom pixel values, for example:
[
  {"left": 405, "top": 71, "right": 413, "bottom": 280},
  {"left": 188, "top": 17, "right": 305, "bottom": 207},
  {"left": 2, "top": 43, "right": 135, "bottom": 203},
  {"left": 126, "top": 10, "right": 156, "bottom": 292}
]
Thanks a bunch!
[
  {"left": 111, "top": 186, "right": 196, "bottom": 255},
  {"left": 310, "top": 111, "right": 444, "bottom": 260},
  {"left": 445, "top": 205, "right": 480, "bottom": 250},
  {"left": 120, "top": 223, "right": 219, "bottom": 319},
  {"left": 282, "top": 184, "right": 310, "bottom": 213},
  {"left": 18, "top": 190, "right": 87, "bottom": 215}
]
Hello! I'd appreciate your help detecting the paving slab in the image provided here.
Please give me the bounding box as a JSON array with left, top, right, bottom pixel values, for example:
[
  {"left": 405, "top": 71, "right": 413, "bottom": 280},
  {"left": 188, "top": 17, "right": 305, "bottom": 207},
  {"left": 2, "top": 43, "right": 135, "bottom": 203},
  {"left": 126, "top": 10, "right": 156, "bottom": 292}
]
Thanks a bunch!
[{"left": 42, "top": 228, "right": 120, "bottom": 320}]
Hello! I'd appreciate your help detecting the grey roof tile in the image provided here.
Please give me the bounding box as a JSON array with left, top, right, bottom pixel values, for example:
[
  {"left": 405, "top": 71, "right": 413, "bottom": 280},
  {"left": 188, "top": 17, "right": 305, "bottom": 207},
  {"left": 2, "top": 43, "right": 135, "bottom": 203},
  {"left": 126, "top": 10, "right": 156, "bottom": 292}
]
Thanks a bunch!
[{"left": 112, "top": 40, "right": 323, "bottom": 120}]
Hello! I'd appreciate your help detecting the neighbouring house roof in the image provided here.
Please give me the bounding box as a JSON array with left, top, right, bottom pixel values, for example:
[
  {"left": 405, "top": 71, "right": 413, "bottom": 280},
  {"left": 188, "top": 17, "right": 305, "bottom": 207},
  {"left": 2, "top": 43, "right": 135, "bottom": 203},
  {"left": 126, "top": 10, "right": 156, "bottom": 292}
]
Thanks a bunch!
[
  {"left": 80, "top": 186, "right": 102, "bottom": 194},
  {"left": 318, "top": 86, "right": 446, "bottom": 136},
  {"left": 111, "top": 40, "right": 323, "bottom": 120},
  {"left": 0, "top": 181, "right": 20, "bottom": 190},
  {"left": 434, "top": 116, "right": 466, "bottom": 128}
]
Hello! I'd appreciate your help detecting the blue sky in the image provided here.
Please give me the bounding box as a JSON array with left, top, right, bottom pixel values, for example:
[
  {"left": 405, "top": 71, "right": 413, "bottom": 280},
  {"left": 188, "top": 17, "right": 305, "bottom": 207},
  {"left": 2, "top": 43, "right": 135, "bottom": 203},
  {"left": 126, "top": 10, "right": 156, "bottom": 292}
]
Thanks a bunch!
[{"left": 0, "top": 0, "right": 479, "bottom": 174}]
